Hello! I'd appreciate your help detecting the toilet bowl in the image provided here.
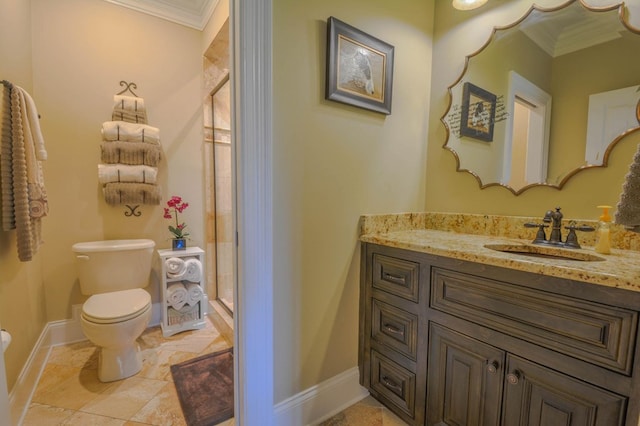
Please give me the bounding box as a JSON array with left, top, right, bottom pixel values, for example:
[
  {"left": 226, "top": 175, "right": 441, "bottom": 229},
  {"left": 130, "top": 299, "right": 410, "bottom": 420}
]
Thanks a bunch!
[
  {"left": 72, "top": 239, "right": 155, "bottom": 382},
  {"left": 81, "top": 288, "right": 152, "bottom": 382}
]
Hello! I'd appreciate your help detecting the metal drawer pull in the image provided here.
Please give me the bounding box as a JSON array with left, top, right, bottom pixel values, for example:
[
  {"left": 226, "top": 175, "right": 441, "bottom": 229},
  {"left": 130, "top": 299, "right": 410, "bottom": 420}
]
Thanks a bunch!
[
  {"left": 507, "top": 370, "right": 522, "bottom": 385},
  {"left": 487, "top": 360, "right": 499, "bottom": 374},
  {"left": 383, "top": 272, "right": 406, "bottom": 284},
  {"left": 381, "top": 375, "right": 403, "bottom": 393},
  {"left": 383, "top": 323, "right": 404, "bottom": 336}
]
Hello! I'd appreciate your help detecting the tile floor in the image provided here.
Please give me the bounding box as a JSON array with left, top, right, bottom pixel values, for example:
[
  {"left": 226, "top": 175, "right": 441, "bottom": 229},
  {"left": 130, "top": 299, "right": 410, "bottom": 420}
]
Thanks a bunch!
[
  {"left": 318, "top": 396, "right": 408, "bottom": 426},
  {"left": 20, "top": 316, "right": 406, "bottom": 426}
]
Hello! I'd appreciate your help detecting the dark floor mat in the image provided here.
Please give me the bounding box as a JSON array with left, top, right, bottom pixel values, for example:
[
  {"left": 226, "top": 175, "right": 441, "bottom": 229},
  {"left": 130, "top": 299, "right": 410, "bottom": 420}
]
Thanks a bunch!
[{"left": 171, "top": 347, "right": 234, "bottom": 426}]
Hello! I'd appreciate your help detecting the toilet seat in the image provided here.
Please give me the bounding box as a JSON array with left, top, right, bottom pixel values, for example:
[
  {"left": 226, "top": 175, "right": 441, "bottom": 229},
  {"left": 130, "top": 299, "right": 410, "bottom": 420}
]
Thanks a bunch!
[{"left": 83, "top": 288, "right": 151, "bottom": 324}]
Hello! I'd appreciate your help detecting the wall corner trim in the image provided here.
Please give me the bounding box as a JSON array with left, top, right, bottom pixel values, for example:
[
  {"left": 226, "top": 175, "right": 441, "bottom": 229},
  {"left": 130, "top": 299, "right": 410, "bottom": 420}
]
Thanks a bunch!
[
  {"left": 273, "top": 367, "right": 369, "bottom": 426},
  {"left": 8, "top": 305, "right": 85, "bottom": 425}
]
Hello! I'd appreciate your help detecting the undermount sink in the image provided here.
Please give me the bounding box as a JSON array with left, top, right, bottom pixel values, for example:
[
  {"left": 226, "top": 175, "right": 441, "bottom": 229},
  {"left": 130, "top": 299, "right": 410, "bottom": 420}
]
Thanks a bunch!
[{"left": 484, "top": 243, "right": 606, "bottom": 262}]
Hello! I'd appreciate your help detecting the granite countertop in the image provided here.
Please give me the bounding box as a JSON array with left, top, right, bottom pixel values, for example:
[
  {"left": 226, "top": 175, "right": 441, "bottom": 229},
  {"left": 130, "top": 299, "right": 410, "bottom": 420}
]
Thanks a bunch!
[{"left": 360, "top": 228, "right": 640, "bottom": 293}]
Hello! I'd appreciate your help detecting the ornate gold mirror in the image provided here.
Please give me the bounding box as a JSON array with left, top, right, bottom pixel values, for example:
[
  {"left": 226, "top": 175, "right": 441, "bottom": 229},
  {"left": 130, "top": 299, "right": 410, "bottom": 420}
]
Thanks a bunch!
[{"left": 442, "top": 0, "right": 640, "bottom": 195}]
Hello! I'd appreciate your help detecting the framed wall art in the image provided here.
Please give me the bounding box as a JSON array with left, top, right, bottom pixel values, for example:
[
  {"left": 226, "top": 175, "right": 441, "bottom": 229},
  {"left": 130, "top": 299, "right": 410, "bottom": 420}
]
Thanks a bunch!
[
  {"left": 325, "top": 16, "right": 394, "bottom": 115},
  {"left": 460, "top": 82, "right": 497, "bottom": 142}
]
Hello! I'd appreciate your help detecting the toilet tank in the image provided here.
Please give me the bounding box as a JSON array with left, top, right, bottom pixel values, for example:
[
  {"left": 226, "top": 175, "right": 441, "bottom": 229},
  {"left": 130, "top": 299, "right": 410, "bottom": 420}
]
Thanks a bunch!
[{"left": 72, "top": 239, "right": 155, "bottom": 295}]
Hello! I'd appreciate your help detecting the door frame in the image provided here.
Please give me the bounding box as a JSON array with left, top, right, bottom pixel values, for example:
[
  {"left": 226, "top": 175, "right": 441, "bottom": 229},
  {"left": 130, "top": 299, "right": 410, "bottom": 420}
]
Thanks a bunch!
[{"left": 231, "top": 0, "right": 274, "bottom": 423}]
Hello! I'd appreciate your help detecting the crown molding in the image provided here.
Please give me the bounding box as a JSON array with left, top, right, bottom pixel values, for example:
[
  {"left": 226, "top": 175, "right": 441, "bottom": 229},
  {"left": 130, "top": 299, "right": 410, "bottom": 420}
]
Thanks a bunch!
[{"left": 103, "top": 0, "right": 219, "bottom": 30}]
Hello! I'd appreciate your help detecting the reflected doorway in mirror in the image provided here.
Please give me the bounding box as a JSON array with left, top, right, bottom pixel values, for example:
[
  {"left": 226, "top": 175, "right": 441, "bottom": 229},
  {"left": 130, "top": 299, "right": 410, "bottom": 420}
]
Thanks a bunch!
[
  {"left": 503, "top": 71, "right": 552, "bottom": 189},
  {"left": 585, "top": 85, "right": 640, "bottom": 166}
]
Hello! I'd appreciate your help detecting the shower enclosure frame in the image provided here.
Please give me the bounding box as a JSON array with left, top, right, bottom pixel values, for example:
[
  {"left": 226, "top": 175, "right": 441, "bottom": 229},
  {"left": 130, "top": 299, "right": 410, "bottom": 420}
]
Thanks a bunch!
[{"left": 209, "top": 73, "right": 234, "bottom": 316}]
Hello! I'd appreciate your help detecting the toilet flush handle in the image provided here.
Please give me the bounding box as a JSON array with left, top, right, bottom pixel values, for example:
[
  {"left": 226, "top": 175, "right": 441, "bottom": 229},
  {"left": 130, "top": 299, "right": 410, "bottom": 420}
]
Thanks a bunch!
[{"left": 76, "top": 255, "right": 90, "bottom": 261}]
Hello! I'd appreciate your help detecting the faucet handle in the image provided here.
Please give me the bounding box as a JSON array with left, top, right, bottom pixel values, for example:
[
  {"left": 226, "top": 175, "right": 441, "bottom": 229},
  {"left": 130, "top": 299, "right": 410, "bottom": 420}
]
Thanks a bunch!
[
  {"left": 524, "top": 222, "right": 548, "bottom": 244},
  {"left": 563, "top": 222, "right": 595, "bottom": 249}
]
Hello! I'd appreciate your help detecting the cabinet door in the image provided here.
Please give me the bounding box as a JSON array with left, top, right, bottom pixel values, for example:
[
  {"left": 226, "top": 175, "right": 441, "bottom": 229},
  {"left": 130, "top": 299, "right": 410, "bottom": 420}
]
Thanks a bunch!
[
  {"left": 427, "top": 323, "right": 505, "bottom": 426},
  {"left": 502, "top": 355, "right": 626, "bottom": 426}
]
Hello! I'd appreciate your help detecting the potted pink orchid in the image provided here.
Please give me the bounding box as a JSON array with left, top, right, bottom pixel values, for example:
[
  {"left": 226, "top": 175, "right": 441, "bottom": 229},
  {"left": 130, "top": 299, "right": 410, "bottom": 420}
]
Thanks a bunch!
[{"left": 164, "top": 195, "right": 189, "bottom": 250}]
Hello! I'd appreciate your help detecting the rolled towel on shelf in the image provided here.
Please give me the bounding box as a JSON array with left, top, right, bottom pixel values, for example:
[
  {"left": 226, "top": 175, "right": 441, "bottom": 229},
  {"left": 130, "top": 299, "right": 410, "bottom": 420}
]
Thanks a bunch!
[
  {"left": 112, "top": 95, "right": 147, "bottom": 124},
  {"left": 615, "top": 143, "right": 640, "bottom": 232},
  {"left": 166, "top": 257, "right": 186, "bottom": 278},
  {"left": 100, "top": 141, "right": 161, "bottom": 167},
  {"left": 183, "top": 258, "right": 202, "bottom": 282},
  {"left": 166, "top": 282, "right": 188, "bottom": 310},
  {"left": 185, "top": 282, "right": 203, "bottom": 306},
  {"left": 98, "top": 164, "right": 158, "bottom": 184},
  {"left": 102, "top": 182, "right": 161, "bottom": 205},
  {"left": 101, "top": 121, "right": 160, "bottom": 144}
]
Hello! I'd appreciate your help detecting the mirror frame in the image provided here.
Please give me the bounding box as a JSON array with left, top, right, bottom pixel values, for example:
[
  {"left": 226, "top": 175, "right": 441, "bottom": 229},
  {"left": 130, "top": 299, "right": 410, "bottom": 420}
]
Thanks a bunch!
[{"left": 441, "top": 0, "right": 640, "bottom": 195}]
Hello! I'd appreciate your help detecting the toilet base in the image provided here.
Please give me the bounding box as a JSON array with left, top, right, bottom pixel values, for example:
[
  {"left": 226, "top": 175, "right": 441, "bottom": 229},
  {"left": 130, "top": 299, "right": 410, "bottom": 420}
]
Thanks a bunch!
[{"left": 97, "top": 343, "right": 143, "bottom": 382}]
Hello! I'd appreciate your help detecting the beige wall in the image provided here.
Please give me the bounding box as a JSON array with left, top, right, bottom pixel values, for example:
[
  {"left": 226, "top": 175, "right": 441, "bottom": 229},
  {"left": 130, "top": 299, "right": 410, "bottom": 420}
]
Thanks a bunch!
[
  {"left": 32, "top": 0, "right": 204, "bottom": 321},
  {"left": 273, "top": 0, "right": 434, "bottom": 401},
  {"left": 0, "top": 0, "right": 48, "bottom": 392},
  {"left": 1, "top": 0, "right": 206, "bottom": 391},
  {"left": 427, "top": 0, "right": 640, "bottom": 218}
]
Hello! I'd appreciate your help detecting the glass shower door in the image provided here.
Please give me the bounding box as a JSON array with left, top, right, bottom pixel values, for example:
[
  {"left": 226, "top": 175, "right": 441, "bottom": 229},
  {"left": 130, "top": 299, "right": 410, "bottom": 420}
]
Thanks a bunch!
[{"left": 211, "top": 76, "right": 234, "bottom": 314}]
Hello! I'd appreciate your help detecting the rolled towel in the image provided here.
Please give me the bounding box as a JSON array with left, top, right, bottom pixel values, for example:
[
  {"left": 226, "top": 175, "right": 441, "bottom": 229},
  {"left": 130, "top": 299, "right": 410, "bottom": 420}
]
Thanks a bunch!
[
  {"left": 616, "top": 143, "right": 640, "bottom": 231},
  {"left": 166, "top": 282, "right": 188, "bottom": 310},
  {"left": 102, "top": 182, "right": 162, "bottom": 205},
  {"left": 101, "top": 141, "right": 161, "bottom": 167},
  {"left": 112, "top": 95, "right": 147, "bottom": 124},
  {"left": 98, "top": 164, "right": 158, "bottom": 184},
  {"left": 185, "top": 282, "right": 203, "bottom": 306},
  {"left": 101, "top": 121, "right": 160, "bottom": 144},
  {"left": 166, "top": 257, "right": 186, "bottom": 278},
  {"left": 183, "top": 258, "right": 202, "bottom": 282}
]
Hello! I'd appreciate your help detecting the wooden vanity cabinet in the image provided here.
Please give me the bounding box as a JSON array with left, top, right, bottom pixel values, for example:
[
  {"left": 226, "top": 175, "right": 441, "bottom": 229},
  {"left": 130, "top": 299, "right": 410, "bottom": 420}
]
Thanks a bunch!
[{"left": 360, "top": 243, "right": 640, "bottom": 426}]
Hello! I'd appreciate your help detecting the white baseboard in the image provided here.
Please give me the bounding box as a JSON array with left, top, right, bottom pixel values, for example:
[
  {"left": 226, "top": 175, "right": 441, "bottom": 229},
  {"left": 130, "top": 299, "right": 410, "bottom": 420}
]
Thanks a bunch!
[
  {"left": 8, "top": 302, "right": 165, "bottom": 425},
  {"left": 273, "top": 367, "right": 369, "bottom": 426}
]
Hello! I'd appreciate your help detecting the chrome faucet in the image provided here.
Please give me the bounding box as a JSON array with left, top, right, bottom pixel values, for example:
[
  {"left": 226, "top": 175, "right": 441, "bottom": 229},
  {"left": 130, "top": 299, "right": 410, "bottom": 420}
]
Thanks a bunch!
[{"left": 524, "top": 207, "right": 595, "bottom": 249}]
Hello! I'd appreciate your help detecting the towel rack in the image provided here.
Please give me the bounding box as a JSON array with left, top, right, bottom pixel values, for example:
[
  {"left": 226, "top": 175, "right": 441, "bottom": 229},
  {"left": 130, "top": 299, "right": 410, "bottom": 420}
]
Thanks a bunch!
[
  {"left": 119, "top": 80, "right": 142, "bottom": 217},
  {"left": 116, "top": 80, "right": 139, "bottom": 97},
  {"left": 99, "top": 81, "right": 162, "bottom": 216}
]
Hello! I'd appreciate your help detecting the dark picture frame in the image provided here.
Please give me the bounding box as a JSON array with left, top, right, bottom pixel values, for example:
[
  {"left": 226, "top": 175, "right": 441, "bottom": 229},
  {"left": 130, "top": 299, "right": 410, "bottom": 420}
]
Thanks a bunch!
[
  {"left": 460, "top": 82, "right": 497, "bottom": 142},
  {"left": 325, "top": 16, "right": 394, "bottom": 115}
]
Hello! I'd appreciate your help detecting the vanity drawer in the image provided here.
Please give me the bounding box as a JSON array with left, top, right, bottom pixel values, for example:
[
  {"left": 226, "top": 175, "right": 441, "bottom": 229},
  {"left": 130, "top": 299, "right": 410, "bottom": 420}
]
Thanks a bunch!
[
  {"left": 372, "top": 253, "right": 420, "bottom": 302},
  {"left": 370, "top": 349, "right": 416, "bottom": 419},
  {"left": 430, "top": 267, "right": 638, "bottom": 374},
  {"left": 371, "top": 298, "right": 418, "bottom": 360}
]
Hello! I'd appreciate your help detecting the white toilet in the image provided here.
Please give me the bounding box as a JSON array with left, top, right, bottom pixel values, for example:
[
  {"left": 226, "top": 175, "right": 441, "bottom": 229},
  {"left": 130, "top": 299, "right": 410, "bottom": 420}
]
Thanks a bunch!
[{"left": 72, "top": 239, "right": 155, "bottom": 382}]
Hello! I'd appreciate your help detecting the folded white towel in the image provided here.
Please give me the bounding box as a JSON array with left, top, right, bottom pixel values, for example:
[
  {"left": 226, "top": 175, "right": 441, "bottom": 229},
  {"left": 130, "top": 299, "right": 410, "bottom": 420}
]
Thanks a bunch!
[
  {"left": 111, "top": 110, "right": 147, "bottom": 124},
  {"left": 112, "top": 95, "right": 147, "bottom": 124},
  {"left": 98, "top": 164, "right": 157, "bottom": 184},
  {"left": 185, "top": 282, "right": 203, "bottom": 306},
  {"left": 166, "top": 282, "right": 188, "bottom": 310},
  {"left": 113, "top": 95, "right": 146, "bottom": 113},
  {"left": 166, "top": 257, "right": 186, "bottom": 278},
  {"left": 183, "top": 258, "right": 202, "bottom": 282},
  {"left": 101, "top": 121, "right": 159, "bottom": 144}
]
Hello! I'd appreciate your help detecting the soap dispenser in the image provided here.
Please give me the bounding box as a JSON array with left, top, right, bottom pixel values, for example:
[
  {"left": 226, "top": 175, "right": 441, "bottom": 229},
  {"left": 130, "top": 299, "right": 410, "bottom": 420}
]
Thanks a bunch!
[{"left": 595, "top": 205, "right": 612, "bottom": 254}]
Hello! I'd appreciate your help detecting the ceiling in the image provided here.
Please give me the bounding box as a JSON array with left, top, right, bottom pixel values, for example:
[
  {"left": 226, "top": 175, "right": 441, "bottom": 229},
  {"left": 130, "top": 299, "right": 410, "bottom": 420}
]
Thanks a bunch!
[
  {"left": 518, "top": 3, "right": 625, "bottom": 58},
  {"left": 104, "top": 0, "right": 219, "bottom": 30}
]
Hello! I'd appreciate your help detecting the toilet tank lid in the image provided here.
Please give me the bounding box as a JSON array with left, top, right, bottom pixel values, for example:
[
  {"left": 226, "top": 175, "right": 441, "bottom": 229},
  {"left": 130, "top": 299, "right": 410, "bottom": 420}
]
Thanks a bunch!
[{"left": 72, "top": 239, "right": 155, "bottom": 253}]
